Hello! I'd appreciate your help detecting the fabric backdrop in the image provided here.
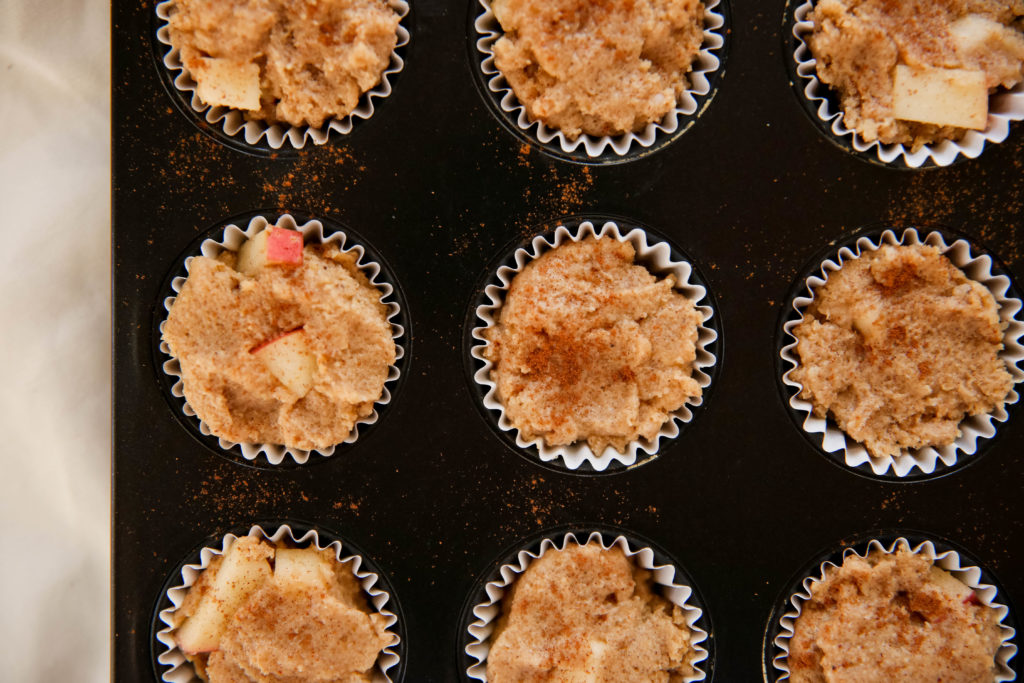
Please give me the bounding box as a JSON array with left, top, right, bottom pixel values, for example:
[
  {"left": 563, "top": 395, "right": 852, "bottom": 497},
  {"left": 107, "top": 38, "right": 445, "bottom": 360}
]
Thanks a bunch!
[{"left": 0, "top": 1, "right": 111, "bottom": 681}]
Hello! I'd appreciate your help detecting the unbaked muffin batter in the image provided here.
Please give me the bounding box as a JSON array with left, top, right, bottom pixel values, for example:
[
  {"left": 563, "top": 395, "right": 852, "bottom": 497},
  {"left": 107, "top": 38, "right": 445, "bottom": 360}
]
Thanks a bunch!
[
  {"left": 484, "top": 237, "right": 703, "bottom": 454},
  {"left": 808, "top": 0, "right": 1024, "bottom": 148},
  {"left": 174, "top": 537, "right": 391, "bottom": 683},
  {"left": 163, "top": 235, "right": 395, "bottom": 451},
  {"left": 788, "top": 548, "right": 1003, "bottom": 682},
  {"left": 168, "top": 0, "right": 401, "bottom": 127},
  {"left": 490, "top": 0, "right": 706, "bottom": 139},
  {"left": 791, "top": 244, "right": 1012, "bottom": 459},
  {"left": 487, "top": 544, "right": 696, "bottom": 682}
]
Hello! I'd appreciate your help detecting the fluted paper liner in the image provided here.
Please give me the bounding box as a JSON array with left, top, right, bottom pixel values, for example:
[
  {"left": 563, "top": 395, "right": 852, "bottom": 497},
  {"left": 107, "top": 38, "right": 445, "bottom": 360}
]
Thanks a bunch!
[
  {"left": 158, "top": 213, "right": 405, "bottom": 466},
  {"left": 155, "top": 0, "right": 410, "bottom": 150},
  {"left": 154, "top": 523, "right": 402, "bottom": 683},
  {"left": 464, "top": 530, "right": 711, "bottom": 682},
  {"left": 780, "top": 227, "right": 1024, "bottom": 477},
  {"left": 473, "top": 0, "right": 726, "bottom": 159},
  {"left": 770, "top": 536, "right": 1017, "bottom": 681},
  {"left": 471, "top": 219, "right": 718, "bottom": 471},
  {"left": 790, "top": 0, "right": 1024, "bottom": 168}
]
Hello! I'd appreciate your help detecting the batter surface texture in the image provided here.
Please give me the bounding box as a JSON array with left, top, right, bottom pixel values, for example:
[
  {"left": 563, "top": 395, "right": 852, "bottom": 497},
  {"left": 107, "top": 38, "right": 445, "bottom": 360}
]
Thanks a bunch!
[
  {"left": 168, "top": 0, "right": 401, "bottom": 127},
  {"left": 484, "top": 237, "right": 703, "bottom": 454},
  {"left": 788, "top": 548, "right": 1003, "bottom": 683},
  {"left": 791, "top": 244, "right": 1012, "bottom": 459},
  {"left": 490, "top": 0, "right": 706, "bottom": 139},
  {"left": 808, "top": 0, "right": 1024, "bottom": 148},
  {"left": 486, "top": 543, "right": 696, "bottom": 682},
  {"left": 175, "top": 538, "right": 391, "bottom": 683},
  {"left": 163, "top": 236, "right": 395, "bottom": 451}
]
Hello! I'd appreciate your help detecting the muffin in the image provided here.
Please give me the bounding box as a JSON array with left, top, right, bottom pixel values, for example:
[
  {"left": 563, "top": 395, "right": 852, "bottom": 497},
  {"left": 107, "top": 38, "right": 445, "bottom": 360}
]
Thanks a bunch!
[
  {"left": 780, "top": 543, "right": 1010, "bottom": 682},
  {"left": 161, "top": 216, "right": 399, "bottom": 458},
  {"left": 155, "top": 526, "right": 402, "bottom": 683},
  {"left": 473, "top": 0, "right": 726, "bottom": 158},
  {"left": 464, "top": 531, "right": 711, "bottom": 682},
  {"left": 166, "top": 0, "right": 402, "bottom": 128},
  {"left": 789, "top": 242, "right": 1014, "bottom": 460},
  {"left": 488, "top": 0, "right": 706, "bottom": 140},
  {"left": 801, "top": 0, "right": 1024, "bottom": 154},
  {"left": 481, "top": 232, "right": 706, "bottom": 459},
  {"left": 156, "top": 0, "right": 409, "bottom": 148}
]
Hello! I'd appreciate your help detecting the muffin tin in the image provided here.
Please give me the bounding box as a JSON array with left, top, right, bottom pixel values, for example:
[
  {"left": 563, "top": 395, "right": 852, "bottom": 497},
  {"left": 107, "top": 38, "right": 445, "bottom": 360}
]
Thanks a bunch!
[{"left": 114, "top": 0, "right": 1024, "bottom": 680}]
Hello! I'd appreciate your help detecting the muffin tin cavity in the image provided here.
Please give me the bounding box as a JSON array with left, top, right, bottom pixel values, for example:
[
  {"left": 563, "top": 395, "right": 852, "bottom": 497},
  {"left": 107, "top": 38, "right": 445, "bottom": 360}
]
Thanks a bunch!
[
  {"left": 762, "top": 532, "right": 1018, "bottom": 682},
  {"left": 151, "top": 521, "right": 407, "bottom": 683},
  {"left": 777, "top": 225, "right": 1024, "bottom": 481},
  {"left": 460, "top": 526, "right": 714, "bottom": 682},
  {"left": 783, "top": 0, "right": 1024, "bottom": 169},
  {"left": 153, "top": 0, "right": 411, "bottom": 155},
  {"left": 465, "top": 217, "right": 720, "bottom": 474},
  {"left": 154, "top": 211, "right": 409, "bottom": 468},
  {"left": 469, "top": 0, "right": 730, "bottom": 164}
]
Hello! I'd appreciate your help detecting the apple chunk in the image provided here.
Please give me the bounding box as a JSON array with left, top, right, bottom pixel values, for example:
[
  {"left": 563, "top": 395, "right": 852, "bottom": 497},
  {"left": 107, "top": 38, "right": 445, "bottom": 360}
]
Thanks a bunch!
[
  {"left": 951, "top": 15, "right": 1024, "bottom": 67},
  {"left": 236, "top": 227, "right": 304, "bottom": 276},
  {"left": 251, "top": 327, "right": 318, "bottom": 396},
  {"left": 174, "top": 536, "right": 273, "bottom": 654},
  {"left": 194, "top": 57, "right": 261, "bottom": 111},
  {"left": 892, "top": 64, "right": 988, "bottom": 130},
  {"left": 274, "top": 548, "right": 336, "bottom": 591}
]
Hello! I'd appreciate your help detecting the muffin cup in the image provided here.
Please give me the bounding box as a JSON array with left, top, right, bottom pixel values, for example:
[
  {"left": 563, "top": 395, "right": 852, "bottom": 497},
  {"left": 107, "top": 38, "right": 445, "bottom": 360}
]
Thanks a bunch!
[
  {"left": 151, "top": 522, "right": 406, "bottom": 683},
  {"left": 469, "top": 218, "right": 719, "bottom": 473},
  {"left": 764, "top": 533, "right": 1018, "bottom": 682},
  {"left": 779, "top": 226, "right": 1024, "bottom": 479},
  {"left": 786, "top": 0, "right": 1024, "bottom": 169},
  {"left": 154, "top": 0, "right": 411, "bottom": 153},
  {"left": 461, "top": 527, "right": 713, "bottom": 682},
  {"left": 156, "top": 211, "right": 407, "bottom": 467},
  {"left": 471, "top": 0, "right": 729, "bottom": 163}
]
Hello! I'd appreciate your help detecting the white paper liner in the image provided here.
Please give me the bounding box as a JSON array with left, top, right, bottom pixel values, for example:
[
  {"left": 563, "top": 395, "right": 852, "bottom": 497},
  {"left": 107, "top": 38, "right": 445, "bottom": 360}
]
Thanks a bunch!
[
  {"left": 155, "top": 0, "right": 410, "bottom": 150},
  {"left": 464, "top": 530, "right": 711, "bottom": 682},
  {"left": 471, "top": 220, "right": 718, "bottom": 471},
  {"left": 473, "top": 0, "right": 726, "bottom": 159},
  {"left": 154, "top": 524, "right": 401, "bottom": 683},
  {"left": 780, "top": 227, "right": 1024, "bottom": 477},
  {"left": 791, "top": 0, "right": 1024, "bottom": 168},
  {"left": 158, "top": 213, "right": 405, "bottom": 466},
  {"left": 770, "top": 536, "right": 1018, "bottom": 681}
]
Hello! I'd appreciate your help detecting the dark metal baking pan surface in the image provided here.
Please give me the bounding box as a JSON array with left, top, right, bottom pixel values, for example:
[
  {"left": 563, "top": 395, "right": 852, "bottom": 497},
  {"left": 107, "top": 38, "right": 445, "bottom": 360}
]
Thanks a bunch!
[{"left": 114, "top": 0, "right": 1024, "bottom": 679}]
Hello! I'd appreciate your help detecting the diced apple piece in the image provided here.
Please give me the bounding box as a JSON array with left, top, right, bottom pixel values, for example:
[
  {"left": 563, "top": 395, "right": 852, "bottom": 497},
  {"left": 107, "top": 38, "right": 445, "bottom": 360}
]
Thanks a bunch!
[
  {"left": 274, "top": 548, "right": 335, "bottom": 591},
  {"left": 265, "top": 227, "right": 304, "bottom": 264},
  {"left": 892, "top": 65, "right": 988, "bottom": 130},
  {"left": 491, "top": 0, "right": 509, "bottom": 27},
  {"left": 235, "top": 227, "right": 304, "bottom": 276},
  {"left": 927, "top": 565, "right": 974, "bottom": 601},
  {"left": 236, "top": 229, "right": 269, "bottom": 275},
  {"left": 174, "top": 536, "right": 273, "bottom": 654},
  {"left": 194, "top": 57, "right": 261, "bottom": 111},
  {"left": 251, "top": 327, "right": 317, "bottom": 396},
  {"left": 951, "top": 15, "right": 1024, "bottom": 63},
  {"left": 852, "top": 306, "right": 882, "bottom": 343}
]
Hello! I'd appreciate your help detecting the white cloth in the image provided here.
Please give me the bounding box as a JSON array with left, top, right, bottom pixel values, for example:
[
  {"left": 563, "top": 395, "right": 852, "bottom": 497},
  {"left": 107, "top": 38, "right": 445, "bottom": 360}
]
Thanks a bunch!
[{"left": 0, "top": 1, "right": 110, "bottom": 681}]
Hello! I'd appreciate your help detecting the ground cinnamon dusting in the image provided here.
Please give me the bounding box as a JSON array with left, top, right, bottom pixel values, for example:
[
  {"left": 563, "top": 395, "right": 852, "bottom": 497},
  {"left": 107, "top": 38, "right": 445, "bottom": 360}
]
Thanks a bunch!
[
  {"left": 484, "top": 237, "right": 703, "bottom": 453},
  {"left": 491, "top": 0, "right": 706, "bottom": 138},
  {"left": 788, "top": 548, "right": 1003, "bottom": 682},
  {"left": 486, "top": 544, "right": 696, "bottom": 682}
]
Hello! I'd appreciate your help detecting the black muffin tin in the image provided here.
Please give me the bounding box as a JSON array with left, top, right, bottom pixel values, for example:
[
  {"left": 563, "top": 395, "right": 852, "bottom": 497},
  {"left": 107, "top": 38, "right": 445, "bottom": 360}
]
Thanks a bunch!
[{"left": 113, "top": 1, "right": 1024, "bottom": 680}]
